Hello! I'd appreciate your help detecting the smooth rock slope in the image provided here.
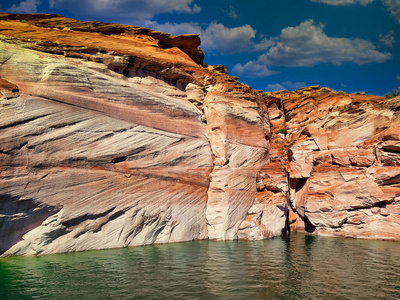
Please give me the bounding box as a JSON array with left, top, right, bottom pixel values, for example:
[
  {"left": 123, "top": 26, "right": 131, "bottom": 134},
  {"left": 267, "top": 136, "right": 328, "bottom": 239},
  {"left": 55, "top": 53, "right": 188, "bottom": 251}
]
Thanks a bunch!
[{"left": 0, "top": 13, "right": 270, "bottom": 256}]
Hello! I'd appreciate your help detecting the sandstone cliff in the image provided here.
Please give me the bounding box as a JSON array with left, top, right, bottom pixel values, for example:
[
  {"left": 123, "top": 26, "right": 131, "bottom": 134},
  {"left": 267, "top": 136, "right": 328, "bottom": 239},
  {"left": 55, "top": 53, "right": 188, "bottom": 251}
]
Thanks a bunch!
[
  {"left": 0, "top": 13, "right": 271, "bottom": 256},
  {"left": 0, "top": 14, "right": 398, "bottom": 256},
  {"left": 265, "top": 86, "right": 400, "bottom": 240}
]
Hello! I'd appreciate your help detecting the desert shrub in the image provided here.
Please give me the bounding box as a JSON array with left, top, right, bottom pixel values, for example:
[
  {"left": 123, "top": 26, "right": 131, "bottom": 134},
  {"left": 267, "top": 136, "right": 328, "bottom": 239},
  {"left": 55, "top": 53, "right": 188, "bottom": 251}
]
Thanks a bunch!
[
  {"left": 262, "top": 92, "right": 270, "bottom": 98},
  {"left": 385, "top": 89, "right": 400, "bottom": 99},
  {"left": 276, "top": 128, "right": 288, "bottom": 135}
]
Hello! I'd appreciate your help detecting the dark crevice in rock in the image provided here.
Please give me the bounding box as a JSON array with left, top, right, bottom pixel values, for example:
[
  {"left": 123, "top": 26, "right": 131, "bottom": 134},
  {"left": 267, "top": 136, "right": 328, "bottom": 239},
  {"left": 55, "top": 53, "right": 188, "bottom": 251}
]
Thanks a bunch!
[
  {"left": 0, "top": 194, "right": 62, "bottom": 254},
  {"left": 382, "top": 146, "right": 400, "bottom": 153},
  {"left": 109, "top": 209, "right": 129, "bottom": 222},
  {"left": 111, "top": 156, "right": 128, "bottom": 163},
  {"left": 302, "top": 215, "right": 316, "bottom": 233},
  {"left": 62, "top": 207, "right": 115, "bottom": 228},
  {"left": 0, "top": 141, "right": 28, "bottom": 155},
  {"left": 346, "top": 199, "right": 395, "bottom": 212}
]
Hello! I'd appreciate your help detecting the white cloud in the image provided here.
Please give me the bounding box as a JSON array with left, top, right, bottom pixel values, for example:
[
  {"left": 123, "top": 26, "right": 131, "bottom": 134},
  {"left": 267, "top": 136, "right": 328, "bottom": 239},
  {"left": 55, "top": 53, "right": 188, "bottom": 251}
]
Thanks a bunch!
[
  {"left": 379, "top": 31, "right": 395, "bottom": 47},
  {"left": 49, "top": 0, "right": 201, "bottom": 22},
  {"left": 7, "top": 0, "right": 39, "bottom": 13},
  {"left": 262, "top": 20, "right": 391, "bottom": 67},
  {"left": 145, "top": 21, "right": 270, "bottom": 54},
  {"left": 253, "top": 38, "right": 276, "bottom": 52},
  {"left": 232, "top": 19, "right": 391, "bottom": 79},
  {"left": 232, "top": 61, "right": 276, "bottom": 78},
  {"left": 282, "top": 81, "right": 307, "bottom": 90},
  {"left": 310, "top": 0, "right": 373, "bottom": 5},
  {"left": 382, "top": 0, "right": 400, "bottom": 23},
  {"left": 265, "top": 81, "right": 307, "bottom": 92},
  {"left": 144, "top": 20, "right": 201, "bottom": 35},
  {"left": 397, "top": 75, "right": 400, "bottom": 81},
  {"left": 265, "top": 83, "right": 285, "bottom": 92},
  {"left": 202, "top": 23, "right": 256, "bottom": 54},
  {"left": 223, "top": 5, "right": 238, "bottom": 19}
]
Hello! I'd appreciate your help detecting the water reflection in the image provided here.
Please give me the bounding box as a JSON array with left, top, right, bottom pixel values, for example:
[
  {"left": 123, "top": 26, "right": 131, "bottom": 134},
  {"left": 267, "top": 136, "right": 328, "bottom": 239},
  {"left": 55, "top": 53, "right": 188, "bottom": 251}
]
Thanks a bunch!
[{"left": 0, "top": 233, "right": 399, "bottom": 299}]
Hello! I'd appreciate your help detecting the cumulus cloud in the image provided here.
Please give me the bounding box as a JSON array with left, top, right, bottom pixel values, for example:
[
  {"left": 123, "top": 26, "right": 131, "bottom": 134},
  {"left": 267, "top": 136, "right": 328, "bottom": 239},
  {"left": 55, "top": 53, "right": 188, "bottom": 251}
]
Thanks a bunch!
[
  {"left": 7, "top": 0, "right": 39, "bottom": 13},
  {"left": 253, "top": 38, "right": 276, "bottom": 52},
  {"left": 145, "top": 21, "right": 271, "bottom": 54},
  {"left": 49, "top": 0, "right": 201, "bottom": 22},
  {"left": 232, "top": 19, "right": 391, "bottom": 79},
  {"left": 282, "top": 81, "right": 307, "bottom": 90},
  {"left": 265, "top": 81, "right": 307, "bottom": 92},
  {"left": 202, "top": 23, "right": 256, "bottom": 54},
  {"left": 265, "top": 83, "right": 285, "bottom": 92},
  {"left": 382, "top": 0, "right": 400, "bottom": 23},
  {"left": 310, "top": 0, "right": 373, "bottom": 5},
  {"left": 379, "top": 31, "right": 395, "bottom": 47},
  {"left": 144, "top": 20, "right": 201, "bottom": 35},
  {"left": 261, "top": 20, "right": 391, "bottom": 67},
  {"left": 232, "top": 61, "right": 276, "bottom": 78}
]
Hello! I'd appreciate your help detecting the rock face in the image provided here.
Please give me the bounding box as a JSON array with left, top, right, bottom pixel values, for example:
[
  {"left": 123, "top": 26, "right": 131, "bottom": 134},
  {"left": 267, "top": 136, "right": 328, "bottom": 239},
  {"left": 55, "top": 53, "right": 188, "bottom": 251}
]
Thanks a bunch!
[
  {"left": 0, "top": 14, "right": 270, "bottom": 256},
  {"left": 266, "top": 87, "right": 400, "bottom": 240},
  {"left": 0, "top": 14, "right": 399, "bottom": 256}
]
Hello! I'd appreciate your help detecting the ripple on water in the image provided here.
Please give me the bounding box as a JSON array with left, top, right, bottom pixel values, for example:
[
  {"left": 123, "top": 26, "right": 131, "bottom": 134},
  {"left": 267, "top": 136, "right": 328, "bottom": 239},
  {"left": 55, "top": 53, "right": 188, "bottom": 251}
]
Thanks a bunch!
[{"left": 0, "top": 233, "right": 399, "bottom": 299}]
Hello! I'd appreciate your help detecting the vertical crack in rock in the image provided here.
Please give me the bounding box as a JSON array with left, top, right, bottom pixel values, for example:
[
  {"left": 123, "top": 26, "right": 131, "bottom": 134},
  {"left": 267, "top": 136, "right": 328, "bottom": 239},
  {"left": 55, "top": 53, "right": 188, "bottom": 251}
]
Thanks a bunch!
[
  {"left": 203, "top": 85, "right": 269, "bottom": 240},
  {"left": 237, "top": 95, "right": 290, "bottom": 240}
]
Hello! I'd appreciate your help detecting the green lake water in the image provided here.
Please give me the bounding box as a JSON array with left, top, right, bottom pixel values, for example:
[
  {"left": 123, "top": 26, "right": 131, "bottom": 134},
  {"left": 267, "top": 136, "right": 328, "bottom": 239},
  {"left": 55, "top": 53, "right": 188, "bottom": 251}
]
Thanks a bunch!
[{"left": 0, "top": 233, "right": 399, "bottom": 299}]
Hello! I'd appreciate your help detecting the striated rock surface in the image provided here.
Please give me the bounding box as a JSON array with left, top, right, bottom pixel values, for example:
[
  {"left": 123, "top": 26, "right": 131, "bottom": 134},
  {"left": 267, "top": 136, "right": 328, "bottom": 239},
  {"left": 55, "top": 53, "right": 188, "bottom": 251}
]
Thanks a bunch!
[
  {"left": 266, "top": 86, "right": 400, "bottom": 240},
  {"left": 0, "top": 14, "right": 399, "bottom": 256},
  {"left": 0, "top": 14, "right": 269, "bottom": 256}
]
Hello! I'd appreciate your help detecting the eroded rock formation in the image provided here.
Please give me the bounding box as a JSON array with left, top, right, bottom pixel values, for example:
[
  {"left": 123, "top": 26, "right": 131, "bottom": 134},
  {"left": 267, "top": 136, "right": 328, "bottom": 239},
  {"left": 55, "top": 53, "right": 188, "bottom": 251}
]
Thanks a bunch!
[
  {"left": 0, "top": 13, "right": 270, "bottom": 256},
  {"left": 0, "top": 14, "right": 399, "bottom": 256},
  {"left": 265, "top": 86, "right": 400, "bottom": 240}
]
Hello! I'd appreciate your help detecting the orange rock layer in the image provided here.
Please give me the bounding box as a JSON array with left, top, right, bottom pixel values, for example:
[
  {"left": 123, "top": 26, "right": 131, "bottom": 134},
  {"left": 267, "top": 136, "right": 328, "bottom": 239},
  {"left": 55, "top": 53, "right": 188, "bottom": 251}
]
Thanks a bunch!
[{"left": 262, "top": 86, "right": 400, "bottom": 240}]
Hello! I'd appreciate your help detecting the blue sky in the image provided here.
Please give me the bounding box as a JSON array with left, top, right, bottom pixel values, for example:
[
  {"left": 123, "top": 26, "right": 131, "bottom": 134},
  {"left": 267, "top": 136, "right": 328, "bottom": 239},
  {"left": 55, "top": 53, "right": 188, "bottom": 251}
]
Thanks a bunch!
[{"left": 1, "top": 0, "right": 400, "bottom": 95}]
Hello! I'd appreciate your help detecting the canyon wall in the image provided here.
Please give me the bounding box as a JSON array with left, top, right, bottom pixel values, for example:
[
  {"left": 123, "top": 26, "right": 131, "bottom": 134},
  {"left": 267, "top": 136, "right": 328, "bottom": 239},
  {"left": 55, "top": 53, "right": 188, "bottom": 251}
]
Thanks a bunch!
[
  {"left": 0, "top": 14, "right": 399, "bottom": 256},
  {"left": 0, "top": 13, "right": 271, "bottom": 256},
  {"left": 266, "top": 86, "right": 400, "bottom": 240}
]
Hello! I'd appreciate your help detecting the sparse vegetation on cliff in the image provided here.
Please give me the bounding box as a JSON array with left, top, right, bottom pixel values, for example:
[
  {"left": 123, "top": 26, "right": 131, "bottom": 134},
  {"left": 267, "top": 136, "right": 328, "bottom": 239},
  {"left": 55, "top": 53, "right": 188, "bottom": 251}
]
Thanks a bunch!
[
  {"left": 276, "top": 128, "right": 288, "bottom": 135},
  {"left": 385, "top": 88, "right": 400, "bottom": 99},
  {"left": 262, "top": 92, "right": 270, "bottom": 98}
]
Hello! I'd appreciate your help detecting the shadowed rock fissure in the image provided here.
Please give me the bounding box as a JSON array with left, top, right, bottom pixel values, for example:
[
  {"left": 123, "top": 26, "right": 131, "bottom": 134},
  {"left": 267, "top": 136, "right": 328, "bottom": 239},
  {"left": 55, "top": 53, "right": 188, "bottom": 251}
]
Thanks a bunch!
[{"left": 0, "top": 195, "right": 62, "bottom": 254}]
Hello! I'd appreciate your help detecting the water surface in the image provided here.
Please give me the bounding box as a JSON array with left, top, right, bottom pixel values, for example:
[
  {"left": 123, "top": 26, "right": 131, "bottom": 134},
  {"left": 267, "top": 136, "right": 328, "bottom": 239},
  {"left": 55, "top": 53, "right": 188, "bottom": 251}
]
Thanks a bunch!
[{"left": 1, "top": 233, "right": 399, "bottom": 299}]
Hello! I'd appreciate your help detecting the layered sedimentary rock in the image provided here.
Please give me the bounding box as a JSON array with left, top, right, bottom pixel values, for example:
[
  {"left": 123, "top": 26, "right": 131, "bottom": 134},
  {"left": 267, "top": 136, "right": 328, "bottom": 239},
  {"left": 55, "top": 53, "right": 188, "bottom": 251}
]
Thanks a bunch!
[
  {"left": 266, "top": 86, "right": 400, "bottom": 240},
  {"left": 0, "top": 14, "right": 399, "bottom": 257},
  {"left": 0, "top": 14, "right": 269, "bottom": 256}
]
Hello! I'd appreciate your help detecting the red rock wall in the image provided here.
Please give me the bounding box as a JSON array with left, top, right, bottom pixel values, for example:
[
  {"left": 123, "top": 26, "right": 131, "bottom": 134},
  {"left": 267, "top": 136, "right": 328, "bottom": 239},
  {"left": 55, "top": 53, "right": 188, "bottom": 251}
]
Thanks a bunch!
[
  {"left": 267, "top": 87, "right": 400, "bottom": 240},
  {"left": 0, "top": 23, "right": 269, "bottom": 255}
]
